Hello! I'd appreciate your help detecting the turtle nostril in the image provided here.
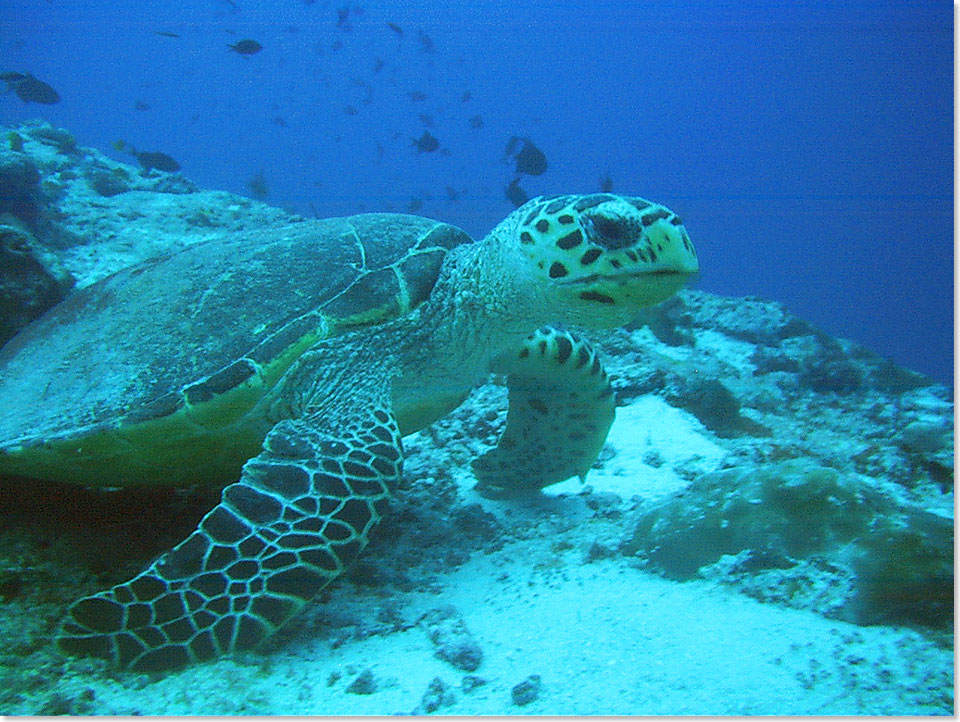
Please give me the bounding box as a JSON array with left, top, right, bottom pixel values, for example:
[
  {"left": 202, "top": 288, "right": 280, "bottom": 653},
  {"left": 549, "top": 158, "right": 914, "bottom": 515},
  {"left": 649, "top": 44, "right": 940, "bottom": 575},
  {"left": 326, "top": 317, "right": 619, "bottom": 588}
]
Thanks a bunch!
[{"left": 581, "top": 213, "right": 635, "bottom": 250}]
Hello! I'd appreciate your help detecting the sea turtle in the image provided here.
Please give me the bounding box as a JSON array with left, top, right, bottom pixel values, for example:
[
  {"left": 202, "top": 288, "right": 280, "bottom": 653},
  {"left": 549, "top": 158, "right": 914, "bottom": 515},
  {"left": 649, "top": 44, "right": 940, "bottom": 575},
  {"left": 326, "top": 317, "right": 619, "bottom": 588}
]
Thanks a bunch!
[{"left": 0, "top": 193, "right": 698, "bottom": 671}]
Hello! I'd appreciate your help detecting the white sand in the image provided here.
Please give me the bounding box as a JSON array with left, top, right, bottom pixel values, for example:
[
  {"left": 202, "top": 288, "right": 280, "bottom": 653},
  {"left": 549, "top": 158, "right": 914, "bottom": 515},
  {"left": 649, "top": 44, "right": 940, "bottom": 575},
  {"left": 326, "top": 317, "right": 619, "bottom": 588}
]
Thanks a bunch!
[{"left": 68, "top": 401, "right": 951, "bottom": 716}]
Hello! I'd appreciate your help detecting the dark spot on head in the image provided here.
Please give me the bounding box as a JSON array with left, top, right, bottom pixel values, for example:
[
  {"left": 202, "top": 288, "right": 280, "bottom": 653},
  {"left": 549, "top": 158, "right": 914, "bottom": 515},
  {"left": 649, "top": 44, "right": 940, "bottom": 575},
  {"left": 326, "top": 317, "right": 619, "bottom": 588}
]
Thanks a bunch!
[
  {"left": 535, "top": 219, "right": 550, "bottom": 233},
  {"left": 580, "top": 248, "right": 601, "bottom": 265},
  {"left": 590, "top": 356, "right": 602, "bottom": 375},
  {"left": 519, "top": 347, "right": 529, "bottom": 359},
  {"left": 573, "top": 194, "right": 615, "bottom": 212},
  {"left": 527, "top": 398, "right": 549, "bottom": 414},
  {"left": 576, "top": 346, "right": 591, "bottom": 368},
  {"left": 558, "top": 214, "right": 574, "bottom": 225},
  {"left": 556, "top": 229, "right": 583, "bottom": 250},
  {"left": 555, "top": 335, "right": 573, "bottom": 363},
  {"left": 578, "top": 291, "right": 615, "bottom": 305},
  {"left": 520, "top": 231, "right": 533, "bottom": 244},
  {"left": 538, "top": 340, "right": 547, "bottom": 354},
  {"left": 548, "top": 262, "right": 568, "bottom": 278},
  {"left": 625, "top": 250, "right": 638, "bottom": 262},
  {"left": 628, "top": 198, "right": 651, "bottom": 211},
  {"left": 523, "top": 207, "right": 541, "bottom": 226},
  {"left": 670, "top": 215, "right": 683, "bottom": 225},
  {"left": 544, "top": 196, "right": 571, "bottom": 214},
  {"left": 640, "top": 209, "right": 671, "bottom": 226},
  {"left": 610, "top": 259, "right": 622, "bottom": 269}
]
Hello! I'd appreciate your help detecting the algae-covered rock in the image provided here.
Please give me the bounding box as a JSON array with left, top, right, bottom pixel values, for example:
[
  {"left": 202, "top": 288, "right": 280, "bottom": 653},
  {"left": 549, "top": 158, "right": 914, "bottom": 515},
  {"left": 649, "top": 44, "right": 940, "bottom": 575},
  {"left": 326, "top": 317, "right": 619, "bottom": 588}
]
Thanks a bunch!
[
  {"left": 622, "top": 459, "right": 953, "bottom": 629},
  {"left": 0, "top": 221, "right": 72, "bottom": 345}
]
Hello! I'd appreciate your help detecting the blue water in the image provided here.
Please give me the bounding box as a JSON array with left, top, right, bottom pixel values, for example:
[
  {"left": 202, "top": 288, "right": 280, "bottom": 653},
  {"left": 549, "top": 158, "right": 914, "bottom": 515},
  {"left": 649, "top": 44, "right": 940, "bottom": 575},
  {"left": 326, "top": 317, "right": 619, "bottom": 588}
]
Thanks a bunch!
[{"left": 1, "top": 0, "right": 952, "bottom": 384}]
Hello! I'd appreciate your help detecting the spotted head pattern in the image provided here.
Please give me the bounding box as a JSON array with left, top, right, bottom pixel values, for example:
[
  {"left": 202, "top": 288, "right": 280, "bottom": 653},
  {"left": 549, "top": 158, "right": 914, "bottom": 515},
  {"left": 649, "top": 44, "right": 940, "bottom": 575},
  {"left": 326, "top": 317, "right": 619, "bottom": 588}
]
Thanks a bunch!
[{"left": 514, "top": 193, "right": 698, "bottom": 312}]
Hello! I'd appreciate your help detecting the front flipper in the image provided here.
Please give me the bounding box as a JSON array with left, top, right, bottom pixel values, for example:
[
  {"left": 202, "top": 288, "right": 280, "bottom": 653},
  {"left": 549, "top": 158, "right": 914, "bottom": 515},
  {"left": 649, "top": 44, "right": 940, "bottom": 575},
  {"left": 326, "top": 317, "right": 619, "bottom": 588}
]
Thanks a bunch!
[
  {"left": 472, "top": 327, "right": 615, "bottom": 496},
  {"left": 57, "top": 396, "right": 402, "bottom": 672}
]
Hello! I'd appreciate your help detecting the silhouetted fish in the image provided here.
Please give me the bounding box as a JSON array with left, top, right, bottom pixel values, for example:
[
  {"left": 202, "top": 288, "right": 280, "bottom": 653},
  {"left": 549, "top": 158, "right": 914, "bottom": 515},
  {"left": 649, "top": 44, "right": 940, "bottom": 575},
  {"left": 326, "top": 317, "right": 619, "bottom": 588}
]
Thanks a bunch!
[
  {"left": 418, "top": 113, "right": 434, "bottom": 127},
  {"left": 469, "top": 114, "right": 483, "bottom": 129},
  {"left": 114, "top": 139, "right": 180, "bottom": 172},
  {"left": 417, "top": 28, "right": 434, "bottom": 53},
  {"left": 600, "top": 173, "right": 613, "bottom": 192},
  {"left": 408, "top": 90, "right": 427, "bottom": 102},
  {"left": 134, "top": 100, "right": 151, "bottom": 111},
  {"left": 514, "top": 138, "right": 547, "bottom": 176},
  {"left": 228, "top": 39, "right": 262, "bottom": 55},
  {"left": 387, "top": 22, "right": 403, "bottom": 36},
  {"left": 155, "top": 31, "right": 180, "bottom": 38},
  {"left": 1, "top": 72, "right": 60, "bottom": 104},
  {"left": 460, "top": 90, "right": 471, "bottom": 102},
  {"left": 411, "top": 131, "right": 439, "bottom": 153},
  {"left": 134, "top": 150, "right": 181, "bottom": 172},
  {"left": 337, "top": 7, "right": 350, "bottom": 26},
  {"left": 248, "top": 170, "right": 269, "bottom": 200},
  {"left": 505, "top": 177, "right": 528, "bottom": 207}
]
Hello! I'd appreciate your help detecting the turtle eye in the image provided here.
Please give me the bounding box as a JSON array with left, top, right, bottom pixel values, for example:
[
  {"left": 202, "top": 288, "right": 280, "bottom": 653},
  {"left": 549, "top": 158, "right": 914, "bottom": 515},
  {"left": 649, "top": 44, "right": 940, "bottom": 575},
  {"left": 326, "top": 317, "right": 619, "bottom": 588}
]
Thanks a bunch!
[{"left": 581, "top": 213, "right": 636, "bottom": 250}]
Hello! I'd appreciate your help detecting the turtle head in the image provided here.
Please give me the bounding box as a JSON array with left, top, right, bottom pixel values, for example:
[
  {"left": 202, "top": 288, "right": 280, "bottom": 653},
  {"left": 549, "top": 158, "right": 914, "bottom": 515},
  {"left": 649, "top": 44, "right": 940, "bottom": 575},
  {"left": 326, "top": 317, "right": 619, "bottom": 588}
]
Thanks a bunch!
[{"left": 506, "top": 193, "right": 698, "bottom": 328}]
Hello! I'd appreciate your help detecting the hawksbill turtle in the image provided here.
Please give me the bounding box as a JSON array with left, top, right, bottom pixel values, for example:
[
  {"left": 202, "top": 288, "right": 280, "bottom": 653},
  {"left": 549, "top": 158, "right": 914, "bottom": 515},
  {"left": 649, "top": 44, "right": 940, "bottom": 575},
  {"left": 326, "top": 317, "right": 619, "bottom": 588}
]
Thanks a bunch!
[{"left": 0, "top": 193, "right": 697, "bottom": 671}]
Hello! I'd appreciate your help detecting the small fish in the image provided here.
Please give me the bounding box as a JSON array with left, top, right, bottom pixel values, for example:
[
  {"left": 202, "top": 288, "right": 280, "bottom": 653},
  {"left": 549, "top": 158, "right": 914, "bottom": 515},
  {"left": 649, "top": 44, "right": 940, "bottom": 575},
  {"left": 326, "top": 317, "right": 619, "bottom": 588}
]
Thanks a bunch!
[
  {"left": 599, "top": 174, "right": 613, "bottom": 193},
  {"left": 445, "top": 186, "right": 460, "bottom": 201},
  {"left": 228, "top": 39, "right": 262, "bottom": 55},
  {"left": 1, "top": 72, "right": 60, "bottom": 104},
  {"left": 407, "top": 197, "right": 423, "bottom": 212},
  {"left": 386, "top": 22, "right": 403, "bottom": 36},
  {"left": 411, "top": 130, "right": 439, "bottom": 153},
  {"left": 513, "top": 138, "right": 547, "bottom": 176},
  {"left": 418, "top": 113, "right": 434, "bottom": 127},
  {"left": 460, "top": 90, "right": 471, "bottom": 102},
  {"left": 344, "top": 104, "right": 358, "bottom": 115},
  {"left": 155, "top": 31, "right": 180, "bottom": 38},
  {"left": 135, "top": 150, "right": 181, "bottom": 173},
  {"left": 336, "top": 7, "right": 350, "bottom": 27},
  {"left": 247, "top": 170, "right": 269, "bottom": 200},
  {"left": 271, "top": 115, "right": 287, "bottom": 127},
  {"left": 373, "top": 57, "right": 384, "bottom": 73},
  {"left": 417, "top": 28, "right": 434, "bottom": 53},
  {"left": 407, "top": 90, "right": 427, "bottom": 102},
  {"left": 114, "top": 140, "right": 180, "bottom": 172},
  {"left": 505, "top": 177, "right": 528, "bottom": 208},
  {"left": 469, "top": 114, "right": 483, "bottom": 129},
  {"left": 134, "top": 100, "right": 151, "bottom": 111}
]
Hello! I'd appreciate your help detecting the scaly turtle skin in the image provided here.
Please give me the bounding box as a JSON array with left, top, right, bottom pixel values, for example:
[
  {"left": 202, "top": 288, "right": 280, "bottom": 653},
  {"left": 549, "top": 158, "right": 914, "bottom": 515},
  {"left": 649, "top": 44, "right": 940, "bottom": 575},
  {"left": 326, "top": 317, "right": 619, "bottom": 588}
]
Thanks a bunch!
[{"left": 0, "top": 193, "right": 697, "bottom": 671}]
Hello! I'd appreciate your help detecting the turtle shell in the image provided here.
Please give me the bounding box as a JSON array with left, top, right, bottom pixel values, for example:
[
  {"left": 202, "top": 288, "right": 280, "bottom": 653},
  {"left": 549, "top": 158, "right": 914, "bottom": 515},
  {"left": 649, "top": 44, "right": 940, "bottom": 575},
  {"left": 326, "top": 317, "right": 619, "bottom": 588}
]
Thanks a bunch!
[{"left": 0, "top": 213, "right": 471, "bottom": 486}]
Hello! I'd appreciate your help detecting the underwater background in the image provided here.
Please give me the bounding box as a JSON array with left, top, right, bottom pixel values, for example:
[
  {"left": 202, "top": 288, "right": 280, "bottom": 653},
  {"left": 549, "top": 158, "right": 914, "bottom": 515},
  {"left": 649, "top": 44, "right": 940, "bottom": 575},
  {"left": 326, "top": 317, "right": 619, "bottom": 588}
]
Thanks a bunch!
[{"left": 0, "top": 0, "right": 952, "bottom": 384}]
